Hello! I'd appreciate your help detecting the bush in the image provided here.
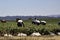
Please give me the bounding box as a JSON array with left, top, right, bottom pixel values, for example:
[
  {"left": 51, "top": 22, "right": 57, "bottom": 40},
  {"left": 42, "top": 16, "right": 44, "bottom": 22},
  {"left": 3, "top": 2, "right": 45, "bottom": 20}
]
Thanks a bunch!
[
  {"left": 0, "top": 27, "right": 7, "bottom": 36},
  {"left": 51, "top": 28, "right": 60, "bottom": 35},
  {"left": 38, "top": 28, "right": 50, "bottom": 35},
  {"left": 19, "top": 27, "right": 35, "bottom": 36},
  {"left": 9, "top": 28, "right": 19, "bottom": 36}
]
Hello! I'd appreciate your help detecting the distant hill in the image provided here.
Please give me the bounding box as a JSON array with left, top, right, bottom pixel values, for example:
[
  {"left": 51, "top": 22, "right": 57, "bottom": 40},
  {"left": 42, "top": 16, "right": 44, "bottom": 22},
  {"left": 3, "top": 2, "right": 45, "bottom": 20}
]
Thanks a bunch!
[
  {"left": 0, "top": 16, "right": 60, "bottom": 20},
  {"left": 48, "top": 15, "right": 60, "bottom": 18}
]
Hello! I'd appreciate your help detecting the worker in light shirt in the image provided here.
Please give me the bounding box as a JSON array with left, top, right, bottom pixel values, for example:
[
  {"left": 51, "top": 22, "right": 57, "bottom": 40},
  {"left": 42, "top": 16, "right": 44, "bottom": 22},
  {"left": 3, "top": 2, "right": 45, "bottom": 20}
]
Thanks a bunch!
[
  {"left": 32, "top": 18, "right": 40, "bottom": 25},
  {"left": 17, "top": 19, "right": 24, "bottom": 27}
]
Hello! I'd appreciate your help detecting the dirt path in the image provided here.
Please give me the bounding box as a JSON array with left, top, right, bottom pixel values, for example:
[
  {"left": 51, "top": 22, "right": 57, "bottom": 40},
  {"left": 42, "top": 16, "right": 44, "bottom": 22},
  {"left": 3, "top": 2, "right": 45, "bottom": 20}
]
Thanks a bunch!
[{"left": 0, "top": 36, "right": 60, "bottom": 40}]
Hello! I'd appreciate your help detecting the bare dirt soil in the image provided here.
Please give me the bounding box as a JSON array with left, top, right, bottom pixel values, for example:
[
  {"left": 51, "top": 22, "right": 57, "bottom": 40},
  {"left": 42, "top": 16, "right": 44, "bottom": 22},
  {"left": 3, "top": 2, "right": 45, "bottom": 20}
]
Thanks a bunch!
[{"left": 0, "top": 36, "right": 60, "bottom": 40}]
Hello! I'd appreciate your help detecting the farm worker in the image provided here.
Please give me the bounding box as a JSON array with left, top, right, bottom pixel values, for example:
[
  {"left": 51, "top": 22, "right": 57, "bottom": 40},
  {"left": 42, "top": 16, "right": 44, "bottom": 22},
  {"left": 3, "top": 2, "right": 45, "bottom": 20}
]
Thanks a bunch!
[
  {"left": 40, "top": 21, "right": 46, "bottom": 25},
  {"left": 17, "top": 19, "right": 24, "bottom": 27},
  {"left": 32, "top": 18, "right": 40, "bottom": 25},
  {"left": 1, "top": 19, "right": 6, "bottom": 23}
]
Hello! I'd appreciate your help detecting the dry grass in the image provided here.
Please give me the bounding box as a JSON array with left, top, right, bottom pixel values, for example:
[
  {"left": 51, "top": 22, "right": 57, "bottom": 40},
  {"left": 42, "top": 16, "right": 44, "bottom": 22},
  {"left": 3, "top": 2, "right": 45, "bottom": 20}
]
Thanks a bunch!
[{"left": 0, "top": 36, "right": 60, "bottom": 40}]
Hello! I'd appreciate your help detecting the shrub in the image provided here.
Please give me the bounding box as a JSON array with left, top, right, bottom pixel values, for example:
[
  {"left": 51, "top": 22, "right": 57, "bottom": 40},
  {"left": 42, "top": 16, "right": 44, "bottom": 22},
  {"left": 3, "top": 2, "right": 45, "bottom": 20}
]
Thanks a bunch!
[
  {"left": 19, "top": 27, "right": 35, "bottom": 36},
  {"left": 9, "top": 28, "right": 19, "bottom": 36},
  {"left": 38, "top": 28, "right": 50, "bottom": 35},
  {"left": 51, "top": 28, "right": 60, "bottom": 35}
]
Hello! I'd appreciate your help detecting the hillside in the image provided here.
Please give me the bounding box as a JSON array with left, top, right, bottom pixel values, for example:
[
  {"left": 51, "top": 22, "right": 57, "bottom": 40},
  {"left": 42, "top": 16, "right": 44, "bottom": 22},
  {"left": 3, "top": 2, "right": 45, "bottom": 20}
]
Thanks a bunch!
[{"left": 0, "top": 16, "right": 60, "bottom": 20}]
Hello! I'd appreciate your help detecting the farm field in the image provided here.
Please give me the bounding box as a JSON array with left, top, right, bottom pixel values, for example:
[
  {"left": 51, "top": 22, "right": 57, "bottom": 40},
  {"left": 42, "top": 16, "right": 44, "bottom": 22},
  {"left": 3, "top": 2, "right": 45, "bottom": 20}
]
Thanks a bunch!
[
  {"left": 0, "top": 18, "right": 60, "bottom": 40},
  {"left": 0, "top": 18, "right": 60, "bottom": 31}
]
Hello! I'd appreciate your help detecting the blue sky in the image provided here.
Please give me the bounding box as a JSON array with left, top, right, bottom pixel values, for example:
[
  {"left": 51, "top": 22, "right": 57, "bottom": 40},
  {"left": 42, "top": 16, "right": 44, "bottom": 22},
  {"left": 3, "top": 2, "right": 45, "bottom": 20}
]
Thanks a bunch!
[{"left": 0, "top": 0, "right": 60, "bottom": 16}]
